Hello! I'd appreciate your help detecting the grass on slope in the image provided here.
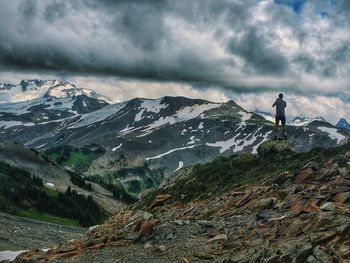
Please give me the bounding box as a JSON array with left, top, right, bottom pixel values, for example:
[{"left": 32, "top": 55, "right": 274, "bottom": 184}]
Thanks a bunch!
[
  {"left": 45, "top": 144, "right": 105, "bottom": 173},
  {"left": 18, "top": 209, "right": 80, "bottom": 226},
  {"left": 140, "top": 141, "right": 350, "bottom": 206}
]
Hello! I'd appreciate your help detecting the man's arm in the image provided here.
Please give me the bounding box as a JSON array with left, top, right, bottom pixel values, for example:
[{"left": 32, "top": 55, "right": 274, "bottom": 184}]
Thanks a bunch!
[{"left": 272, "top": 99, "right": 277, "bottom": 107}]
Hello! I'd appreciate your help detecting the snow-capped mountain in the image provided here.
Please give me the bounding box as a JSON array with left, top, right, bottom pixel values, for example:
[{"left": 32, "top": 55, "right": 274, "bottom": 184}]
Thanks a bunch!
[
  {"left": 254, "top": 110, "right": 275, "bottom": 123},
  {"left": 0, "top": 87, "right": 349, "bottom": 195},
  {"left": 289, "top": 116, "right": 327, "bottom": 126},
  {"left": 336, "top": 118, "right": 350, "bottom": 130},
  {"left": 0, "top": 95, "right": 347, "bottom": 165},
  {"left": 0, "top": 80, "right": 109, "bottom": 130},
  {"left": 0, "top": 79, "right": 108, "bottom": 103}
]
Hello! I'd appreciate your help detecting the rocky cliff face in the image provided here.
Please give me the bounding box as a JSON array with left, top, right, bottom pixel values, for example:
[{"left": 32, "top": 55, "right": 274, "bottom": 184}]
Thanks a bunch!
[{"left": 12, "top": 141, "right": 350, "bottom": 263}]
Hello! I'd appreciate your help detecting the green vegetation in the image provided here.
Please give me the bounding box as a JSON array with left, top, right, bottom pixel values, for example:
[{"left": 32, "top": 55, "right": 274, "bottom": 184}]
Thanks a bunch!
[
  {"left": 0, "top": 161, "right": 107, "bottom": 227},
  {"left": 88, "top": 176, "right": 138, "bottom": 204},
  {"left": 45, "top": 144, "right": 164, "bottom": 200},
  {"left": 67, "top": 170, "right": 93, "bottom": 191},
  {"left": 18, "top": 209, "right": 79, "bottom": 226},
  {"left": 45, "top": 144, "right": 105, "bottom": 173},
  {"left": 87, "top": 162, "right": 164, "bottom": 204},
  {"left": 140, "top": 141, "right": 350, "bottom": 207},
  {"left": 108, "top": 163, "right": 164, "bottom": 194}
]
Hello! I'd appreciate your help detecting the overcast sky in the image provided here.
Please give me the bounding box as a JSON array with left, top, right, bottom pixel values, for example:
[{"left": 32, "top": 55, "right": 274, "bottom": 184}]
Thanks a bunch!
[{"left": 0, "top": 0, "right": 349, "bottom": 123}]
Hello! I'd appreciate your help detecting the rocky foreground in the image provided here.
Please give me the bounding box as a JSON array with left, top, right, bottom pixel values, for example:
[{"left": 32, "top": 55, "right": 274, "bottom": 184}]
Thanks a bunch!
[{"left": 9, "top": 143, "right": 350, "bottom": 263}]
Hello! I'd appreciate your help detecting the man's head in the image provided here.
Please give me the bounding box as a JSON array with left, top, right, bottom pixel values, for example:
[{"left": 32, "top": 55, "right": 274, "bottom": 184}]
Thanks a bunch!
[{"left": 279, "top": 93, "right": 283, "bottom": 99}]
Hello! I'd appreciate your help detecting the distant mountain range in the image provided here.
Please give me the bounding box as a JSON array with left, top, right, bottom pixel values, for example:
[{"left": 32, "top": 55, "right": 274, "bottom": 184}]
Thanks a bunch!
[
  {"left": 0, "top": 79, "right": 109, "bottom": 103},
  {"left": 336, "top": 118, "right": 350, "bottom": 130},
  {"left": 0, "top": 80, "right": 349, "bottom": 196}
]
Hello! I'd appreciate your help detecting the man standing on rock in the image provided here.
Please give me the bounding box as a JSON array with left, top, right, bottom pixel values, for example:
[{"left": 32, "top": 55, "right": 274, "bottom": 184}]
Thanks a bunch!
[{"left": 272, "top": 93, "right": 287, "bottom": 139}]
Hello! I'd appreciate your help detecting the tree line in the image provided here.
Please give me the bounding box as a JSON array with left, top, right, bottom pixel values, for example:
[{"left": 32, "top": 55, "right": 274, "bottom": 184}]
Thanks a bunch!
[{"left": 0, "top": 161, "right": 106, "bottom": 227}]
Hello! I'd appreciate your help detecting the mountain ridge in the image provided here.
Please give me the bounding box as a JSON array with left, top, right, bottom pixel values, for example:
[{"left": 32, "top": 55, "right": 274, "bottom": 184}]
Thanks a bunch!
[{"left": 0, "top": 82, "right": 349, "bottom": 197}]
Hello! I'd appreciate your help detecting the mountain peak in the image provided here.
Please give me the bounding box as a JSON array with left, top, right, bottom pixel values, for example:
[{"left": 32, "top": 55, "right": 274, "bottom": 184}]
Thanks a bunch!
[
  {"left": 336, "top": 118, "right": 350, "bottom": 130},
  {"left": 0, "top": 79, "right": 108, "bottom": 103},
  {"left": 19, "top": 79, "right": 60, "bottom": 91},
  {"left": 44, "top": 82, "right": 95, "bottom": 99},
  {"left": 290, "top": 116, "right": 327, "bottom": 126}
]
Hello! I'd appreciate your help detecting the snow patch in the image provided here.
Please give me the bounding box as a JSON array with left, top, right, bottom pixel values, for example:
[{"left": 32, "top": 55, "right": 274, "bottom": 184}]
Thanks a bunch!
[
  {"left": 238, "top": 111, "right": 252, "bottom": 122},
  {"left": 317, "top": 127, "right": 345, "bottom": 144},
  {"left": 140, "top": 99, "right": 168, "bottom": 114},
  {"left": 145, "top": 145, "right": 200, "bottom": 160},
  {"left": 35, "top": 143, "right": 47, "bottom": 149},
  {"left": 112, "top": 143, "right": 123, "bottom": 151},
  {"left": 0, "top": 250, "right": 28, "bottom": 261},
  {"left": 135, "top": 108, "right": 146, "bottom": 122},
  {"left": 174, "top": 161, "right": 184, "bottom": 173},
  {"left": 187, "top": 139, "right": 200, "bottom": 145},
  {"left": 119, "top": 125, "right": 137, "bottom": 134},
  {"left": 0, "top": 121, "right": 23, "bottom": 129},
  {"left": 251, "top": 131, "right": 273, "bottom": 154},
  {"left": 45, "top": 183, "right": 55, "bottom": 187},
  {"left": 69, "top": 102, "right": 126, "bottom": 129},
  {"left": 206, "top": 128, "right": 271, "bottom": 154},
  {"left": 144, "top": 103, "right": 220, "bottom": 131}
]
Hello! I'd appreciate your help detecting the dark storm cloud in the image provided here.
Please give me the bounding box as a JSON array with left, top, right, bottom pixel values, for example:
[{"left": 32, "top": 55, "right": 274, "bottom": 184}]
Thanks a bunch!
[
  {"left": 0, "top": 0, "right": 350, "bottom": 93},
  {"left": 0, "top": 0, "right": 237, "bottom": 83},
  {"left": 227, "top": 29, "right": 288, "bottom": 75},
  {"left": 44, "top": 2, "right": 67, "bottom": 23},
  {"left": 18, "top": 0, "right": 37, "bottom": 20}
]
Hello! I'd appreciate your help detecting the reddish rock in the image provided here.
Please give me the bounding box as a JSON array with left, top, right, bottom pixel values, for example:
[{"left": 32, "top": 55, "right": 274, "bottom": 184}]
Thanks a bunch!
[
  {"left": 333, "top": 192, "right": 350, "bottom": 205},
  {"left": 148, "top": 194, "right": 172, "bottom": 209},
  {"left": 326, "top": 159, "right": 334, "bottom": 166},
  {"left": 290, "top": 201, "right": 320, "bottom": 213},
  {"left": 295, "top": 168, "right": 315, "bottom": 184},
  {"left": 139, "top": 219, "right": 159, "bottom": 239},
  {"left": 234, "top": 192, "right": 253, "bottom": 207}
]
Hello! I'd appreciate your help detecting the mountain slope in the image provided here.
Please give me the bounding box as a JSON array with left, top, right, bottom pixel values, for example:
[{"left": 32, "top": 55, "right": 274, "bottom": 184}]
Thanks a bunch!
[
  {"left": 13, "top": 141, "right": 350, "bottom": 262},
  {"left": 0, "top": 160, "right": 106, "bottom": 227},
  {"left": 0, "top": 93, "right": 349, "bottom": 196},
  {"left": 0, "top": 141, "right": 124, "bottom": 214}
]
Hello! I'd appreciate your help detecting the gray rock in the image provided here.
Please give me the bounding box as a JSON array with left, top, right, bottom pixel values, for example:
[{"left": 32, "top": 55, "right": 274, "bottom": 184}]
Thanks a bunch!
[
  {"left": 312, "top": 246, "right": 333, "bottom": 262},
  {"left": 295, "top": 243, "right": 313, "bottom": 263},
  {"left": 175, "top": 220, "right": 184, "bottom": 226},
  {"left": 198, "top": 220, "right": 214, "bottom": 228},
  {"left": 143, "top": 243, "right": 154, "bottom": 250},
  {"left": 320, "top": 202, "right": 336, "bottom": 211},
  {"left": 86, "top": 225, "right": 100, "bottom": 235},
  {"left": 131, "top": 210, "right": 153, "bottom": 221},
  {"left": 206, "top": 234, "right": 228, "bottom": 243}
]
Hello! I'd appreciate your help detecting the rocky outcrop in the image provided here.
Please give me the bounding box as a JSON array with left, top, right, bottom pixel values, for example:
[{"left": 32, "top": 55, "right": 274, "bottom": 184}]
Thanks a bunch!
[{"left": 11, "top": 148, "right": 350, "bottom": 262}]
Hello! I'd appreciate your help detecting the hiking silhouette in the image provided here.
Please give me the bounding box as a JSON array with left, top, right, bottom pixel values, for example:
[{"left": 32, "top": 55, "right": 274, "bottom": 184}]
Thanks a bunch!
[{"left": 272, "top": 93, "right": 287, "bottom": 140}]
